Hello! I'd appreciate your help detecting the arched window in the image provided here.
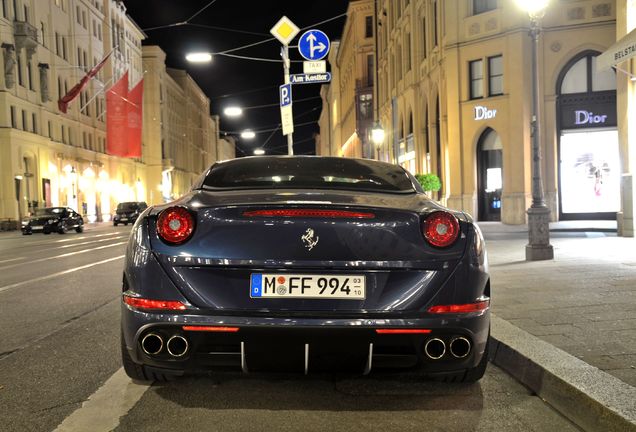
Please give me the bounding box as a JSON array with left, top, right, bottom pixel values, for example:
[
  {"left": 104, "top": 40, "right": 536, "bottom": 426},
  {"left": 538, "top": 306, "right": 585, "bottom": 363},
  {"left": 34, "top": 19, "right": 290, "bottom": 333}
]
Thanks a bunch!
[{"left": 560, "top": 52, "right": 616, "bottom": 95}]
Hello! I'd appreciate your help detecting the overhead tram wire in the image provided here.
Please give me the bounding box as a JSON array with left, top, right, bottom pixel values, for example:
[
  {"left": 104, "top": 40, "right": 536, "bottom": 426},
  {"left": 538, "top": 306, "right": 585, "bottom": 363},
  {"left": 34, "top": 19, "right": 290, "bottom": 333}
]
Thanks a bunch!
[
  {"left": 141, "top": 0, "right": 220, "bottom": 32},
  {"left": 139, "top": 12, "right": 349, "bottom": 63},
  {"left": 209, "top": 85, "right": 280, "bottom": 100}
]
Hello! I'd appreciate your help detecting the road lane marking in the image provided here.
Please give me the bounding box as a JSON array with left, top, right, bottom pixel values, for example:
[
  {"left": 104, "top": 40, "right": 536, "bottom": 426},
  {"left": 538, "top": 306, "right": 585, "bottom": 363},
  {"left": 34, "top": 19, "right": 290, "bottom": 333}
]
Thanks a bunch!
[
  {"left": 5, "top": 231, "right": 123, "bottom": 249},
  {"left": 0, "top": 257, "right": 26, "bottom": 264},
  {"left": 0, "top": 242, "right": 127, "bottom": 271},
  {"left": 57, "top": 236, "right": 127, "bottom": 249},
  {"left": 0, "top": 255, "right": 125, "bottom": 294},
  {"left": 53, "top": 368, "right": 150, "bottom": 432}
]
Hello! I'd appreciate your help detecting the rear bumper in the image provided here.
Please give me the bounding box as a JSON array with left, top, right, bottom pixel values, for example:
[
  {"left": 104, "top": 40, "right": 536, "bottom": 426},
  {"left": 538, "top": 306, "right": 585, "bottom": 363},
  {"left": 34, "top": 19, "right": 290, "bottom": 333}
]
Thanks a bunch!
[{"left": 122, "top": 304, "right": 490, "bottom": 375}]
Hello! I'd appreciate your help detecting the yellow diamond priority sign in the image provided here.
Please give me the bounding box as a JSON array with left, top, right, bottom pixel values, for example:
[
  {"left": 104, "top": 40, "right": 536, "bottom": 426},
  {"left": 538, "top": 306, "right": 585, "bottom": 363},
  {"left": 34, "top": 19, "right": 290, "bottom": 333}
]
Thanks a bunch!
[{"left": 270, "top": 16, "right": 300, "bottom": 46}]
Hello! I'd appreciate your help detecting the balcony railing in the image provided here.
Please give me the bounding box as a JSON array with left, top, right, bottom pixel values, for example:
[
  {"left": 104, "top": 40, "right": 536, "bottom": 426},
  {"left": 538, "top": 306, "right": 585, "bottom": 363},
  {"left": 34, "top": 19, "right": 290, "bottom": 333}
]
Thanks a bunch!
[{"left": 13, "top": 21, "right": 38, "bottom": 57}]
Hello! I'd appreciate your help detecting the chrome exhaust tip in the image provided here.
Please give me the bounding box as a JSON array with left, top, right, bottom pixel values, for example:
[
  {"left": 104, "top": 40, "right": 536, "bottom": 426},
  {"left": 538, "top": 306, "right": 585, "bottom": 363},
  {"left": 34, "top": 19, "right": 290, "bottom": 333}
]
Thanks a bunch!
[
  {"left": 449, "top": 337, "right": 471, "bottom": 359},
  {"left": 141, "top": 333, "right": 163, "bottom": 355},
  {"left": 166, "top": 335, "right": 189, "bottom": 357},
  {"left": 424, "top": 338, "right": 446, "bottom": 360}
]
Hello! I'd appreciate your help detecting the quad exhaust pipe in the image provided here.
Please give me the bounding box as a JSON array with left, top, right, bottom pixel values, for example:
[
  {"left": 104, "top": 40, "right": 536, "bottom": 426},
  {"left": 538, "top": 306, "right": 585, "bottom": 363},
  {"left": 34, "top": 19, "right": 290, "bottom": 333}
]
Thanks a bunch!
[
  {"left": 424, "top": 338, "right": 446, "bottom": 360},
  {"left": 141, "top": 333, "right": 163, "bottom": 355},
  {"left": 449, "top": 337, "right": 471, "bottom": 359},
  {"left": 141, "top": 333, "right": 189, "bottom": 357},
  {"left": 424, "top": 337, "right": 472, "bottom": 360},
  {"left": 167, "top": 335, "right": 189, "bottom": 357}
]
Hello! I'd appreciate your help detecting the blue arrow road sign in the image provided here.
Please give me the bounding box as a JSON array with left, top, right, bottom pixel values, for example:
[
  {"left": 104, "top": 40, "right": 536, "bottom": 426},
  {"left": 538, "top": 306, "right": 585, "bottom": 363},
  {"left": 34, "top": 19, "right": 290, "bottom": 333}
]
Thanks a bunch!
[
  {"left": 280, "top": 83, "right": 292, "bottom": 107},
  {"left": 298, "top": 29, "right": 330, "bottom": 61}
]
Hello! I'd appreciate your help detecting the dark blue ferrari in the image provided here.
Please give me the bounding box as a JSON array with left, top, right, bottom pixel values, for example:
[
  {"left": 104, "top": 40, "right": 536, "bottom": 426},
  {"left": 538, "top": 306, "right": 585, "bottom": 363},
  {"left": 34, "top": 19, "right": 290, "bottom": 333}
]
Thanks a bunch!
[{"left": 121, "top": 156, "right": 490, "bottom": 381}]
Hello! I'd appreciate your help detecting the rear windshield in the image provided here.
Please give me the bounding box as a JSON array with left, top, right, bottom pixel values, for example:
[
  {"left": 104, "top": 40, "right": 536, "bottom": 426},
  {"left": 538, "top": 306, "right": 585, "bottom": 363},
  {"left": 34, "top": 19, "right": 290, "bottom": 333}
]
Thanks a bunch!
[
  {"left": 35, "top": 208, "right": 64, "bottom": 216},
  {"left": 199, "top": 157, "right": 416, "bottom": 193},
  {"left": 117, "top": 202, "right": 140, "bottom": 211}
]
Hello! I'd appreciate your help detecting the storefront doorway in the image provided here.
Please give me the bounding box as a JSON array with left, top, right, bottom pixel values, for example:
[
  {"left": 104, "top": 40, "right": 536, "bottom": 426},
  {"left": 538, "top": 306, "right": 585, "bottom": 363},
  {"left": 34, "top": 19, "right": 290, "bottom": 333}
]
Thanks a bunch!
[
  {"left": 477, "top": 128, "right": 503, "bottom": 221},
  {"left": 557, "top": 51, "right": 618, "bottom": 220}
]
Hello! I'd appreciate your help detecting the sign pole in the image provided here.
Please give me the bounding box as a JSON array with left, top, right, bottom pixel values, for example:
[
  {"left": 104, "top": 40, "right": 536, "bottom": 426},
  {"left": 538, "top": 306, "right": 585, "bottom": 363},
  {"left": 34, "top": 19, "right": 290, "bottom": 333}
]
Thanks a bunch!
[{"left": 282, "top": 45, "right": 294, "bottom": 155}]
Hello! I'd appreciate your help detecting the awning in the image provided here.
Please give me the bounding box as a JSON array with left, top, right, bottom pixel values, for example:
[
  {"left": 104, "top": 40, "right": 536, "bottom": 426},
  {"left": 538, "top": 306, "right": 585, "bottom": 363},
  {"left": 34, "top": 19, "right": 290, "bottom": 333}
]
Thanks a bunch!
[{"left": 597, "top": 27, "right": 636, "bottom": 71}]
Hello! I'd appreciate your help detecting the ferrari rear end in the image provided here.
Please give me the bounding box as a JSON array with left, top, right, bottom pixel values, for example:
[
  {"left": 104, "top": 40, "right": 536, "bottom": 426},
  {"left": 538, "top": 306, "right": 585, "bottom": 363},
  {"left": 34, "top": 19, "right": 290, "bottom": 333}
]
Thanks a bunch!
[{"left": 121, "top": 157, "right": 490, "bottom": 381}]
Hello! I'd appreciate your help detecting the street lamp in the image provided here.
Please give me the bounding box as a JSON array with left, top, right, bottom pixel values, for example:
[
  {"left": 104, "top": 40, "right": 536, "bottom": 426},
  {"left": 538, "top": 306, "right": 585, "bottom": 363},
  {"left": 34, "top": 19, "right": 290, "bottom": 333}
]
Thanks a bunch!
[
  {"left": 185, "top": 52, "right": 212, "bottom": 63},
  {"left": 371, "top": 122, "right": 385, "bottom": 160},
  {"left": 14, "top": 175, "right": 23, "bottom": 225},
  {"left": 224, "top": 106, "right": 243, "bottom": 117},
  {"left": 372, "top": 0, "right": 384, "bottom": 161},
  {"left": 517, "top": 0, "right": 554, "bottom": 261},
  {"left": 241, "top": 130, "right": 256, "bottom": 139}
]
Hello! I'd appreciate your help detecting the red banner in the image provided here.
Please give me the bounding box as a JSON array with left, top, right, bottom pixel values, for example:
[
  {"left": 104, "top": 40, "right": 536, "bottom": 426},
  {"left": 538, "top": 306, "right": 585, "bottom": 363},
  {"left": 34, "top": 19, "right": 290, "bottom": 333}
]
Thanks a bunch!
[
  {"left": 106, "top": 72, "right": 129, "bottom": 157},
  {"left": 58, "top": 52, "right": 111, "bottom": 113},
  {"left": 126, "top": 79, "right": 144, "bottom": 158}
]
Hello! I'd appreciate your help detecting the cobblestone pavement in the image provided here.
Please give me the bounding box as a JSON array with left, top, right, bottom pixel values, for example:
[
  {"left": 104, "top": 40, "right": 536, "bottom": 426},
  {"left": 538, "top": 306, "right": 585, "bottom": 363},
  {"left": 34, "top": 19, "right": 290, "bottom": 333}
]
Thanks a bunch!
[{"left": 479, "top": 222, "right": 636, "bottom": 387}]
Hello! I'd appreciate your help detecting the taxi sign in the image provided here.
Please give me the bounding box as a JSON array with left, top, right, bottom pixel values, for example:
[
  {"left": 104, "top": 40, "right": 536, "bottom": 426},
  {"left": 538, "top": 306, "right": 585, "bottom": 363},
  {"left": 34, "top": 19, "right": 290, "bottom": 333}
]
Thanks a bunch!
[
  {"left": 303, "top": 61, "right": 327, "bottom": 74},
  {"left": 270, "top": 16, "right": 300, "bottom": 46}
]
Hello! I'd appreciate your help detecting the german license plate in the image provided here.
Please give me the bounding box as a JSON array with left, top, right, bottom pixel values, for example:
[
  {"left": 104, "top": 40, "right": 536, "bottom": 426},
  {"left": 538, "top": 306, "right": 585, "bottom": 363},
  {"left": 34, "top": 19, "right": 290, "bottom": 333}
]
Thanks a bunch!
[{"left": 250, "top": 274, "right": 365, "bottom": 299}]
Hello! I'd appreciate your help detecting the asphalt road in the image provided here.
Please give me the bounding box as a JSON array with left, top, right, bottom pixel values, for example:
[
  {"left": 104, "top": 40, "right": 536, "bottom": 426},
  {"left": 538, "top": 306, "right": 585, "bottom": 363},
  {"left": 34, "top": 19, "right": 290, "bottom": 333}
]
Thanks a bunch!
[{"left": 0, "top": 224, "right": 581, "bottom": 432}]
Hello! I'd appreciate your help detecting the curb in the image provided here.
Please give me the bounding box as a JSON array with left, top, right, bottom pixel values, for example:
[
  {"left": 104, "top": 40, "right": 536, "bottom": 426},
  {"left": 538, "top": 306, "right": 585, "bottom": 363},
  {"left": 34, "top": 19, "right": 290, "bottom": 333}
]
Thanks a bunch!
[{"left": 489, "top": 315, "right": 636, "bottom": 432}]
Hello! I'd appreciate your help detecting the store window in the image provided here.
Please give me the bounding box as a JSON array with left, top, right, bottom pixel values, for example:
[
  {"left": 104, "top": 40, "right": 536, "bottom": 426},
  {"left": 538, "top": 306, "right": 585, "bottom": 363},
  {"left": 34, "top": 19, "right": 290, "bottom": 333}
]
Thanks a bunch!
[
  {"left": 469, "top": 59, "right": 484, "bottom": 99},
  {"left": 477, "top": 128, "right": 503, "bottom": 221},
  {"left": 557, "top": 52, "right": 618, "bottom": 219}
]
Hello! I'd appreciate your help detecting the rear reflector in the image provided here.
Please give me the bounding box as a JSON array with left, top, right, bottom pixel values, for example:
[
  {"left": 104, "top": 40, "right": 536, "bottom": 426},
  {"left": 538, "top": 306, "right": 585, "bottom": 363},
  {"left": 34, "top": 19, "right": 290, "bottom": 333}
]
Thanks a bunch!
[
  {"left": 243, "top": 209, "right": 375, "bottom": 219},
  {"left": 427, "top": 299, "right": 490, "bottom": 314},
  {"left": 375, "top": 329, "right": 432, "bottom": 334},
  {"left": 123, "top": 295, "right": 187, "bottom": 311},
  {"left": 182, "top": 326, "right": 240, "bottom": 333}
]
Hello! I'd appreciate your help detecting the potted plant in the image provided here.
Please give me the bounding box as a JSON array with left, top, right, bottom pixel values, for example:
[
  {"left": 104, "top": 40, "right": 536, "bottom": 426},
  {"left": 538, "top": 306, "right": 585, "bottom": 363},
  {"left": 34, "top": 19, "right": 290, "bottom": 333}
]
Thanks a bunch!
[{"left": 415, "top": 173, "right": 441, "bottom": 197}]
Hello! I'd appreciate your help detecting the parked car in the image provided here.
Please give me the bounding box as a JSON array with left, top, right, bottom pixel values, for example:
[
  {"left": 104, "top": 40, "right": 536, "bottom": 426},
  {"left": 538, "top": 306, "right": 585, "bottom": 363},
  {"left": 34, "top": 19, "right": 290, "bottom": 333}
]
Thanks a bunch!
[
  {"left": 121, "top": 157, "right": 490, "bottom": 382},
  {"left": 113, "top": 202, "right": 147, "bottom": 226},
  {"left": 21, "top": 207, "right": 84, "bottom": 235}
]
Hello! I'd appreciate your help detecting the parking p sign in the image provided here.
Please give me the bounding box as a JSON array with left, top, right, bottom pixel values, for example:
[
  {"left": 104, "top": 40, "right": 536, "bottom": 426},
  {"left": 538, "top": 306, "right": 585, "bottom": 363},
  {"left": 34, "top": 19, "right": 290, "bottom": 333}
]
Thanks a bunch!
[{"left": 280, "top": 83, "right": 292, "bottom": 107}]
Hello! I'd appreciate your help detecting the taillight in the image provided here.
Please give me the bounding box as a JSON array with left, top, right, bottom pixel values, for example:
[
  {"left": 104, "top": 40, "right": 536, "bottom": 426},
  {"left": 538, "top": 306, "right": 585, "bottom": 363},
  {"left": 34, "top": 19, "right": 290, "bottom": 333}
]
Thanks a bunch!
[
  {"left": 375, "top": 329, "right": 432, "bottom": 334},
  {"left": 427, "top": 299, "right": 490, "bottom": 314},
  {"left": 422, "top": 211, "right": 460, "bottom": 248},
  {"left": 243, "top": 209, "right": 375, "bottom": 219},
  {"left": 182, "top": 326, "right": 240, "bottom": 332},
  {"left": 123, "top": 295, "right": 187, "bottom": 311},
  {"left": 156, "top": 206, "right": 194, "bottom": 244}
]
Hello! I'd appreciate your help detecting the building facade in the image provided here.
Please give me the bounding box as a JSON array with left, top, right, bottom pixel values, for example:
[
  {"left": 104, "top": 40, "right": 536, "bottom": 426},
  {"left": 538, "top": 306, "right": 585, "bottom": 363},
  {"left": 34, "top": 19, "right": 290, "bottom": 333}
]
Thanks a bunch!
[
  {"left": 142, "top": 46, "right": 219, "bottom": 204},
  {"left": 378, "top": 0, "right": 619, "bottom": 225},
  {"left": 322, "top": 0, "right": 620, "bottom": 226},
  {"left": 610, "top": 0, "right": 636, "bottom": 236},
  {"left": 317, "top": 0, "right": 375, "bottom": 159},
  {"left": 0, "top": 1, "right": 227, "bottom": 228},
  {"left": 0, "top": 0, "right": 145, "bottom": 226}
]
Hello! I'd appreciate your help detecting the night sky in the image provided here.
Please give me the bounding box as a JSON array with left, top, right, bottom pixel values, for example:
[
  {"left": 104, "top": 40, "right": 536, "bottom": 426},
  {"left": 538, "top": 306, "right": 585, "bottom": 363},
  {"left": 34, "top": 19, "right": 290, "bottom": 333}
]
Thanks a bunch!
[{"left": 122, "top": 0, "right": 349, "bottom": 157}]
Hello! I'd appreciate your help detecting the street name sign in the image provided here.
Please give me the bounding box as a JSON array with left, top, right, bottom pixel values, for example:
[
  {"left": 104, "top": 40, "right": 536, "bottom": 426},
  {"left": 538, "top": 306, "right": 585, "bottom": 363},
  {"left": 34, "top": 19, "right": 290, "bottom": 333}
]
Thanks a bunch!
[
  {"left": 270, "top": 16, "right": 300, "bottom": 46},
  {"left": 280, "top": 83, "right": 292, "bottom": 107},
  {"left": 303, "top": 61, "right": 327, "bottom": 74},
  {"left": 290, "top": 73, "right": 332, "bottom": 85},
  {"left": 298, "top": 29, "right": 330, "bottom": 61}
]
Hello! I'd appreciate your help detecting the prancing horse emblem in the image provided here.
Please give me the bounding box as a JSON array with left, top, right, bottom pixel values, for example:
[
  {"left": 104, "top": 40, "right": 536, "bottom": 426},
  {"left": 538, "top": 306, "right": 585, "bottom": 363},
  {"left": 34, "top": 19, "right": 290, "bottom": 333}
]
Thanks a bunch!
[{"left": 301, "top": 228, "right": 319, "bottom": 251}]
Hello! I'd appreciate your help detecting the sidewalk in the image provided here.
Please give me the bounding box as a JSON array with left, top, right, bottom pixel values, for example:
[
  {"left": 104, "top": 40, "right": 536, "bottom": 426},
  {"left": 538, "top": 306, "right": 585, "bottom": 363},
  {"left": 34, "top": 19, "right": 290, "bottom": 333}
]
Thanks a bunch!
[{"left": 480, "top": 221, "right": 636, "bottom": 387}]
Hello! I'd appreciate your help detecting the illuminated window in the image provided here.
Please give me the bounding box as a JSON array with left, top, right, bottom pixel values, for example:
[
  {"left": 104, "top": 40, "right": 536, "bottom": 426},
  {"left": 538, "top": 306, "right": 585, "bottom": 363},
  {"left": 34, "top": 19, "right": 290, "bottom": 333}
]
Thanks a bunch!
[{"left": 473, "top": 0, "right": 497, "bottom": 15}]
